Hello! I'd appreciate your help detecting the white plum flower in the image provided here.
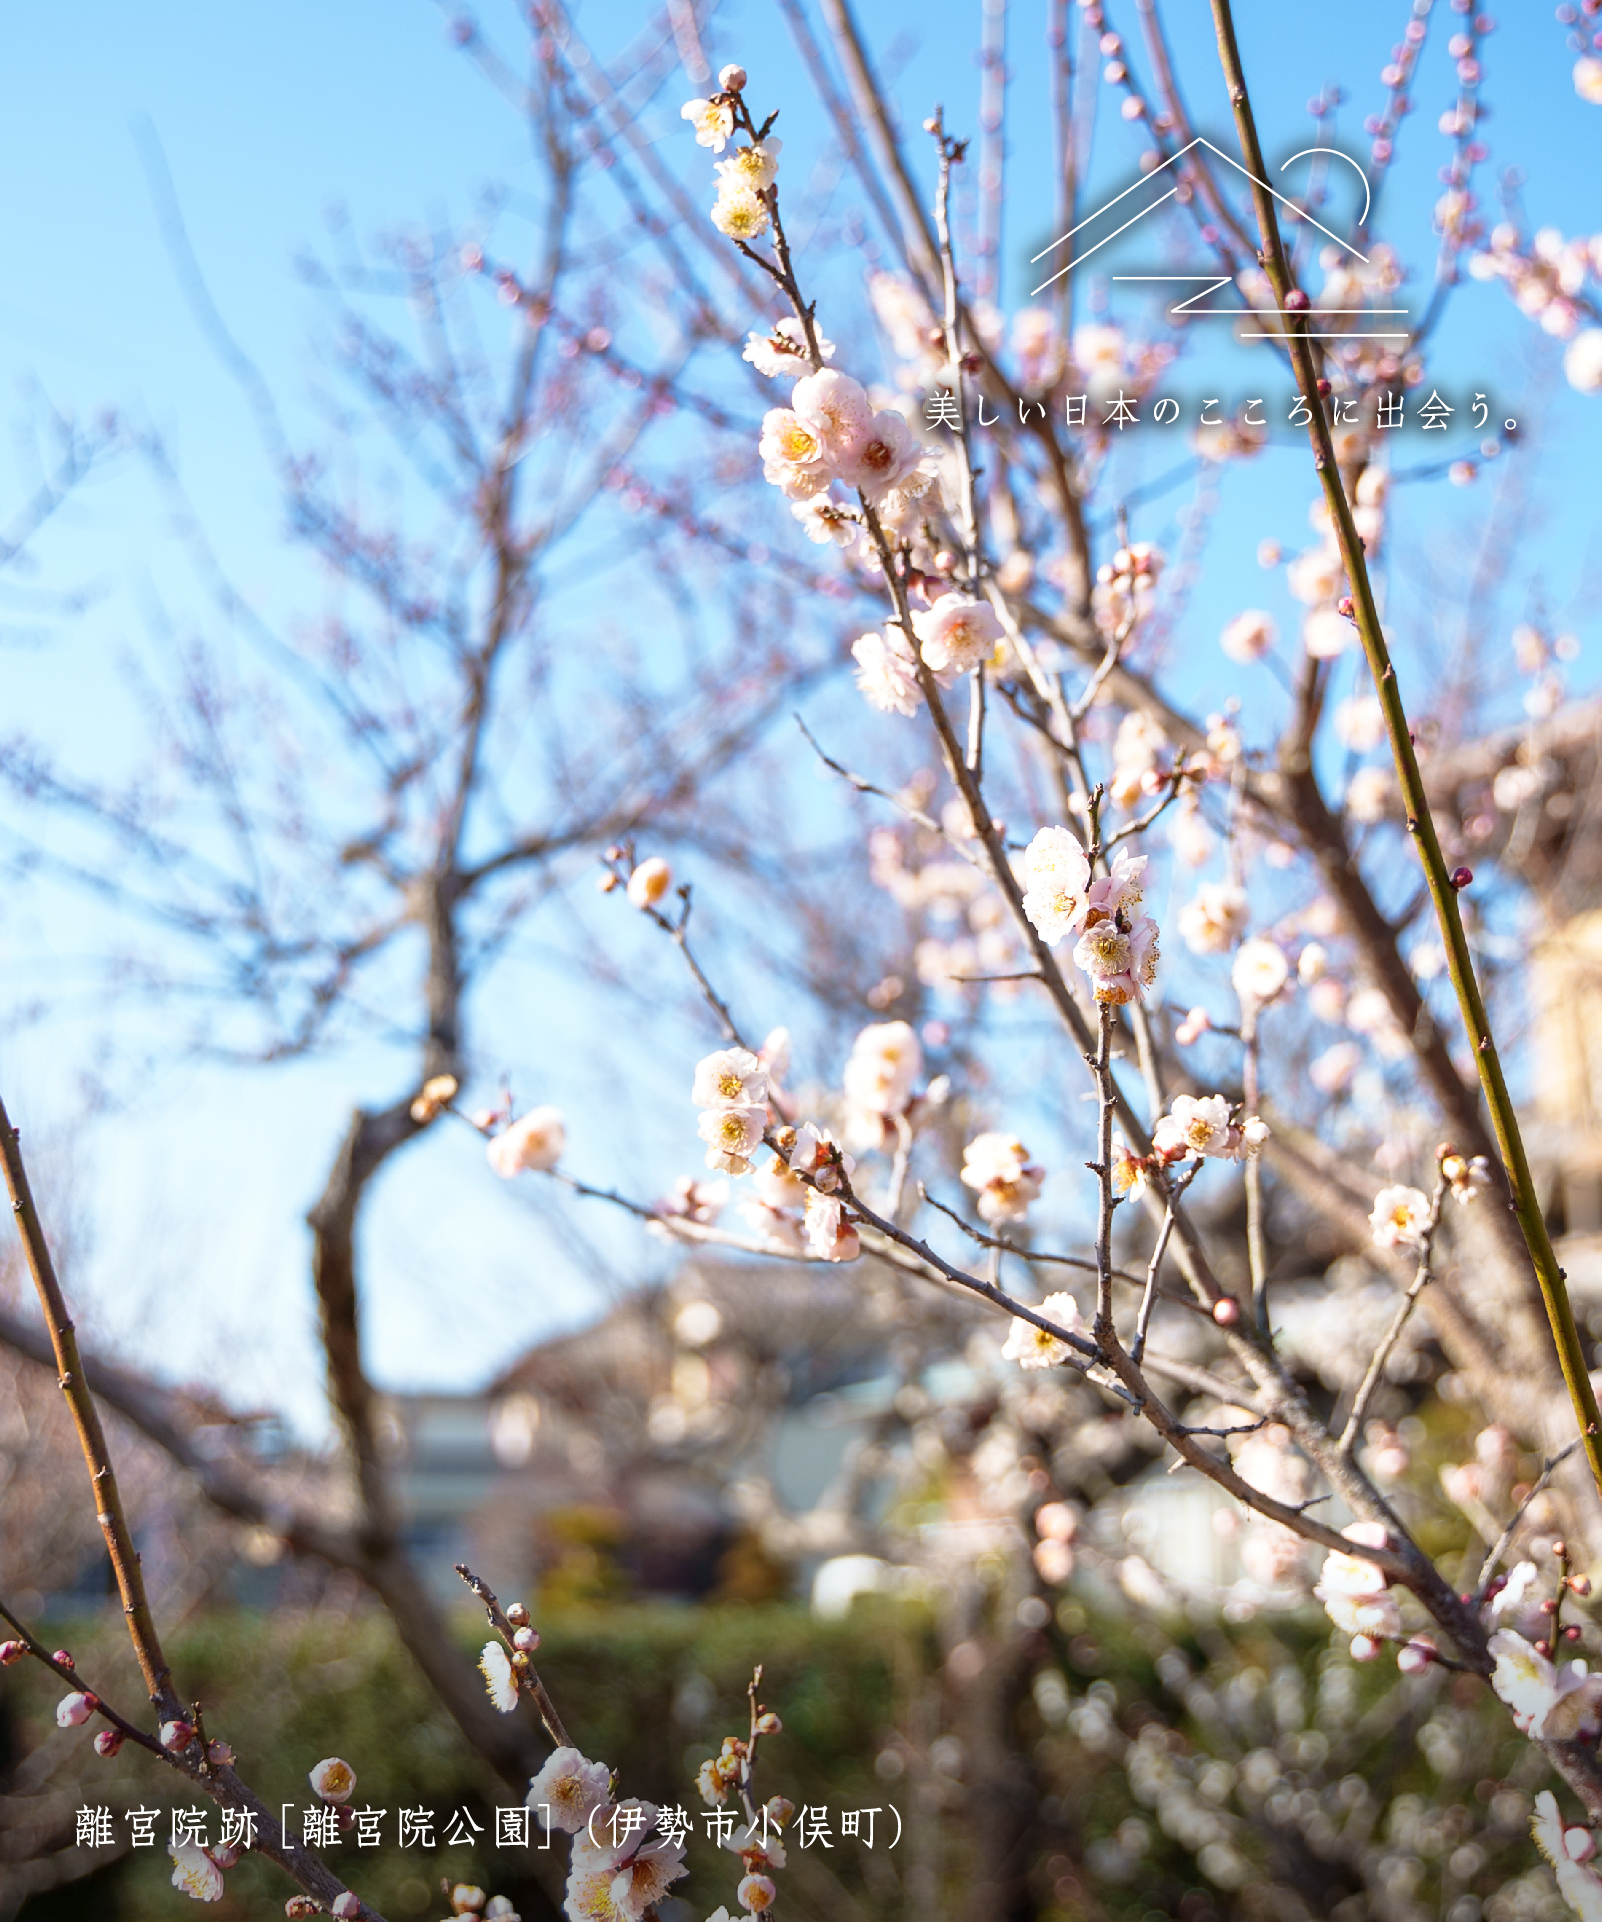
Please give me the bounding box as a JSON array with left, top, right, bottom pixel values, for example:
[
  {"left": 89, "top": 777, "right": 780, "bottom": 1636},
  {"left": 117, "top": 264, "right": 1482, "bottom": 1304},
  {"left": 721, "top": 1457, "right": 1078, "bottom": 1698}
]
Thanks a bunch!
[
  {"left": 1072, "top": 913, "right": 1159, "bottom": 1005},
  {"left": 1177, "top": 883, "right": 1248, "bottom": 955},
  {"left": 1443, "top": 1152, "right": 1492, "bottom": 1202},
  {"left": 1020, "top": 825, "right": 1092, "bottom": 946},
  {"left": 309, "top": 1756, "right": 357, "bottom": 1804},
  {"left": 841, "top": 1020, "right": 922, "bottom": 1120},
  {"left": 487, "top": 1106, "right": 566, "bottom": 1177},
  {"left": 1087, "top": 850, "right": 1147, "bottom": 922},
  {"left": 1152, "top": 1094, "right": 1235, "bottom": 1160},
  {"left": 1304, "top": 606, "right": 1353, "bottom": 660},
  {"left": 852, "top": 629, "right": 922, "bottom": 716},
  {"left": 1232, "top": 937, "right": 1290, "bottom": 1008},
  {"left": 1533, "top": 1791, "right": 1602, "bottom": 1921},
  {"left": 527, "top": 1746, "right": 612, "bottom": 1833},
  {"left": 1002, "top": 1292, "right": 1084, "bottom": 1369},
  {"left": 833, "top": 408, "right": 928, "bottom": 503},
  {"left": 803, "top": 1188, "right": 861, "bottom": 1262},
  {"left": 1565, "top": 327, "right": 1602, "bottom": 394},
  {"left": 1369, "top": 1184, "right": 1430, "bottom": 1252},
  {"left": 961, "top": 1132, "right": 1044, "bottom": 1222},
  {"left": 714, "top": 139, "right": 781, "bottom": 192},
  {"left": 791, "top": 368, "right": 874, "bottom": 459},
  {"left": 1575, "top": 56, "right": 1602, "bottom": 106},
  {"left": 1309, "top": 1041, "right": 1362, "bottom": 1094},
  {"left": 787, "top": 1121, "right": 851, "bottom": 1190},
  {"left": 698, "top": 1105, "right": 767, "bottom": 1176},
  {"left": 792, "top": 497, "right": 859, "bottom": 546},
  {"left": 1220, "top": 609, "right": 1277, "bottom": 662},
  {"left": 743, "top": 317, "right": 834, "bottom": 379},
  {"left": 691, "top": 1048, "right": 768, "bottom": 1109},
  {"left": 911, "top": 594, "right": 1005, "bottom": 675},
  {"left": 1313, "top": 1523, "right": 1404, "bottom": 1651},
  {"left": 758, "top": 408, "right": 828, "bottom": 498},
  {"left": 711, "top": 184, "right": 771, "bottom": 242},
  {"left": 479, "top": 1641, "right": 519, "bottom": 1713},
  {"left": 682, "top": 97, "right": 735, "bottom": 150},
  {"left": 169, "top": 1843, "right": 224, "bottom": 1903}
]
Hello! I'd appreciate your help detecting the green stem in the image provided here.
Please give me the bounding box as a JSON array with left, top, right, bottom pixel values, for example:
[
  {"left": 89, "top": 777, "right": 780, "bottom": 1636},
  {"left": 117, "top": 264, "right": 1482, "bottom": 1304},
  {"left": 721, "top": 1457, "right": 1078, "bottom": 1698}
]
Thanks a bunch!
[{"left": 1208, "top": 0, "right": 1602, "bottom": 1497}]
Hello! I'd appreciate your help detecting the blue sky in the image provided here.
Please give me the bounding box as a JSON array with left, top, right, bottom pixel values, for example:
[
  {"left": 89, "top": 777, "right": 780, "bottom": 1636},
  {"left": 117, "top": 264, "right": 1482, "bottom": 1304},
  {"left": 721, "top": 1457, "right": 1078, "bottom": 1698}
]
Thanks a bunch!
[{"left": 0, "top": 2, "right": 1596, "bottom": 1434}]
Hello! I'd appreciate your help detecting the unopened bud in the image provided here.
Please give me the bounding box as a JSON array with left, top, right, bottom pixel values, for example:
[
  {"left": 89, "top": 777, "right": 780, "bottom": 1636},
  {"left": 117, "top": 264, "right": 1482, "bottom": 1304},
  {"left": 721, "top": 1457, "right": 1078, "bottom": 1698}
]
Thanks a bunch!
[
  {"left": 1555, "top": 1541, "right": 1570, "bottom": 1561},
  {"left": 286, "top": 1902, "right": 321, "bottom": 1919},
  {"left": 58, "top": 1692, "right": 98, "bottom": 1729},
  {"left": 1536, "top": 1638, "right": 1553, "bottom": 1657},
  {"left": 1450, "top": 866, "right": 1473, "bottom": 890},
  {"left": 1316, "top": 377, "right": 1332, "bottom": 397},
  {"left": 719, "top": 63, "right": 747, "bottom": 92},
  {"left": 1336, "top": 595, "right": 1355, "bottom": 618},
  {"left": 0, "top": 1640, "right": 25, "bottom": 1666},
  {"left": 604, "top": 844, "right": 625, "bottom": 862},
  {"left": 506, "top": 1602, "right": 531, "bottom": 1628},
  {"left": 332, "top": 1896, "right": 361, "bottom": 1920},
  {"left": 451, "top": 1888, "right": 489, "bottom": 1915},
  {"left": 52, "top": 1648, "right": 74, "bottom": 1669},
  {"left": 1567, "top": 1624, "right": 1583, "bottom": 1641},
  {"left": 1211, "top": 1297, "right": 1241, "bottom": 1326},
  {"left": 1571, "top": 1574, "right": 1593, "bottom": 1597},
  {"left": 512, "top": 1627, "right": 539, "bottom": 1653},
  {"left": 1283, "top": 288, "right": 1310, "bottom": 310},
  {"left": 208, "top": 1738, "right": 235, "bottom": 1766},
  {"left": 210, "top": 1840, "right": 243, "bottom": 1869},
  {"left": 93, "top": 1728, "right": 125, "bottom": 1757},
  {"left": 765, "top": 1795, "right": 795, "bottom": 1827},
  {"left": 755, "top": 1711, "right": 782, "bottom": 1736},
  {"left": 161, "top": 1718, "right": 195, "bottom": 1751},
  {"left": 598, "top": 873, "right": 620, "bottom": 893}
]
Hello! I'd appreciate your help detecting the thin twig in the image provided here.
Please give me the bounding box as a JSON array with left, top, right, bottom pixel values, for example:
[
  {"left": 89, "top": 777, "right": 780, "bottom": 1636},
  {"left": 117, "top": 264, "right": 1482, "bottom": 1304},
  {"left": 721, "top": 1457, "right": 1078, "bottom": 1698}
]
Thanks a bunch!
[
  {"left": 454, "top": 1564, "right": 571, "bottom": 1751},
  {"left": 1338, "top": 1177, "right": 1446, "bottom": 1457},
  {"left": 1473, "top": 1440, "right": 1585, "bottom": 1601}
]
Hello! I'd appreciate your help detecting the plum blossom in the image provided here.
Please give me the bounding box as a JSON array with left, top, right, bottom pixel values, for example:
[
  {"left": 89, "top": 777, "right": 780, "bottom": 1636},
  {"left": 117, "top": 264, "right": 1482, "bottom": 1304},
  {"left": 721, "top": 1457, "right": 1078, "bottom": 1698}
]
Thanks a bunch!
[
  {"left": 1533, "top": 1791, "right": 1602, "bottom": 1921},
  {"left": 1108, "top": 709, "right": 1166, "bottom": 809},
  {"left": 1174, "top": 1006, "right": 1211, "bottom": 1047},
  {"left": 626, "top": 857, "right": 672, "bottom": 910},
  {"left": 1001, "top": 1292, "right": 1085, "bottom": 1369},
  {"left": 803, "top": 1187, "right": 861, "bottom": 1262},
  {"left": 1369, "top": 1184, "right": 1430, "bottom": 1252},
  {"left": 1313, "top": 1523, "right": 1404, "bottom": 1651},
  {"left": 1220, "top": 609, "right": 1276, "bottom": 662},
  {"left": 169, "top": 1842, "right": 224, "bottom": 1903},
  {"left": 911, "top": 594, "right": 1005, "bottom": 676},
  {"left": 309, "top": 1756, "right": 357, "bottom": 1804},
  {"left": 833, "top": 408, "right": 927, "bottom": 502},
  {"left": 566, "top": 1800, "right": 688, "bottom": 1922},
  {"left": 480, "top": 1641, "right": 519, "bottom": 1713},
  {"left": 1020, "top": 826, "right": 1092, "bottom": 945},
  {"left": 681, "top": 97, "right": 735, "bottom": 150},
  {"left": 1333, "top": 696, "right": 1385, "bottom": 753},
  {"left": 1232, "top": 937, "right": 1290, "bottom": 1007},
  {"left": 1442, "top": 1151, "right": 1492, "bottom": 1202},
  {"left": 56, "top": 1692, "right": 95, "bottom": 1728},
  {"left": 791, "top": 368, "right": 874, "bottom": 459},
  {"left": 738, "top": 1874, "right": 778, "bottom": 1913},
  {"left": 851, "top": 628, "right": 922, "bottom": 716},
  {"left": 792, "top": 497, "right": 859, "bottom": 546},
  {"left": 1576, "top": 57, "right": 1602, "bottom": 106},
  {"left": 692, "top": 1048, "right": 768, "bottom": 1109},
  {"left": 960, "top": 1132, "right": 1044, "bottom": 1222},
  {"left": 488, "top": 1107, "right": 566, "bottom": 1177},
  {"left": 842, "top": 1020, "right": 922, "bottom": 1136},
  {"left": 698, "top": 1105, "right": 767, "bottom": 1177},
  {"left": 787, "top": 1121, "right": 852, "bottom": 1191},
  {"left": 1152, "top": 1094, "right": 1265, "bottom": 1162},
  {"left": 1177, "top": 883, "right": 1248, "bottom": 955},
  {"left": 757, "top": 409, "right": 828, "bottom": 498},
  {"left": 1566, "top": 329, "right": 1602, "bottom": 394},
  {"left": 1309, "top": 1041, "right": 1362, "bottom": 1094},
  {"left": 710, "top": 185, "right": 770, "bottom": 242},
  {"left": 743, "top": 317, "right": 834, "bottom": 379},
  {"left": 1303, "top": 605, "right": 1354, "bottom": 659},
  {"left": 1072, "top": 912, "right": 1159, "bottom": 1005},
  {"left": 1490, "top": 1630, "right": 1602, "bottom": 1741},
  {"left": 527, "top": 1747, "right": 611, "bottom": 1834},
  {"left": 714, "top": 139, "right": 780, "bottom": 193}
]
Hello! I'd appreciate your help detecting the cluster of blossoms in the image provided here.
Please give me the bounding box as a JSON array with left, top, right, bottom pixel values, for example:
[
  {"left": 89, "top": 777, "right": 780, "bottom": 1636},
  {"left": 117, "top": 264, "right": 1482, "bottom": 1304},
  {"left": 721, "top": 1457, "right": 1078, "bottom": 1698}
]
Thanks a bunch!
[
  {"left": 758, "top": 365, "right": 939, "bottom": 533},
  {"left": 1469, "top": 222, "right": 1602, "bottom": 390},
  {"left": 961, "top": 1132, "right": 1045, "bottom": 1223},
  {"left": 1312, "top": 1523, "right": 1413, "bottom": 1662},
  {"left": 1019, "top": 832, "right": 1158, "bottom": 1006},
  {"left": 1368, "top": 1151, "right": 1489, "bottom": 1251},
  {"left": 695, "top": 1728, "right": 791, "bottom": 1919},
  {"left": 530, "top": 1747, "right": 686, "bottom": 1922},
  {"left": 841, "top": 1019, "right": 922, "bottom": 1149},
  {"left": 682, "top": 66, "right": 781, "bottom": 246},
  {"left": 1151, "top": 1094, "right": 1269, "bottom": 1165}
]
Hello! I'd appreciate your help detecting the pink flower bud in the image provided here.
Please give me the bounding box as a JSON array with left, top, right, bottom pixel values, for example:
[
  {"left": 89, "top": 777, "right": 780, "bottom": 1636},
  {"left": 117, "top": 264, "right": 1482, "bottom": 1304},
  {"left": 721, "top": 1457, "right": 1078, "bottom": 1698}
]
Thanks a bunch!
[
  {"left": 1212, "top": 1297, "right": 1241, "bottom": 1327},
  {"left": 719, "top": 63, "right": 748, "bottom": 92},
  {"left": 506, "top": 1602, "right": 531, "bottom": 1628},
  {"left": 1397, "top": 1639, "right": 1436, "bottom": 1674},
  {"left": 160, "top": 1719, "right": 195, "bottom": 1751},
  {"left": 756, "top": 1711, "right": 782, "bottom": 1735},
  {"left": 1567, "top": 1828, "right": 1599, "bottom": 1864},
  {"left": 93, "top": 1728, "right": 124, "bottom": 1757},
  {"left": 512, "top": 1627, "right": 539, "bottom": 1653},
  {"left": 57, "top": 1692, "right": 97, "bottom": 1728},
  {"left": 1349, "top": 1634, "right": 1382, "bottom": 1662},
  {"left": 332, "top": 1896, "right": 361, "bottom": 1919},
  {"left": 1450, "top": 866, "right": 1473, "bottom": 890},
  {"left": 1572, "top": 1574, "right": 1593, "bottom": 1597},
  {"left": 0, "top": 1640, "right": 25, "bottom": 1666},
  {"left": 211, "top": 1842, "right": 243, "bottom": 1870},
  {"left": 52, "top": 1648, "right": 75, "bottom": 1669},
  {"left": 1284, "top": 288, "right": 1310, "bottom": 310},
  {"left": 206, "top": 1737, "right": 235, "bottom": 1765}
]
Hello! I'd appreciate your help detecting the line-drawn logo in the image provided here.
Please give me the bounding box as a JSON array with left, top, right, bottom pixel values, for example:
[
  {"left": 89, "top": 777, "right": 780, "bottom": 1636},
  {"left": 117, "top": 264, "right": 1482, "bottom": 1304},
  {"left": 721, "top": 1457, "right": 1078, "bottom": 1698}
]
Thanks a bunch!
[{"left": 1030, "top": 137, "right": 1408, "bottom": 343}]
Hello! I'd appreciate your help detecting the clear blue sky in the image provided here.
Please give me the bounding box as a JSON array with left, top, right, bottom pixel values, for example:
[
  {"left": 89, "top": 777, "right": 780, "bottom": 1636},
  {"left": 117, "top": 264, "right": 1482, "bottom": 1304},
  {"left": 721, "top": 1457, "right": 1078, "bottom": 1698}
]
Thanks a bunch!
[{"left": 0, "top": 2, "right": 1596, "bottom": 1434}]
